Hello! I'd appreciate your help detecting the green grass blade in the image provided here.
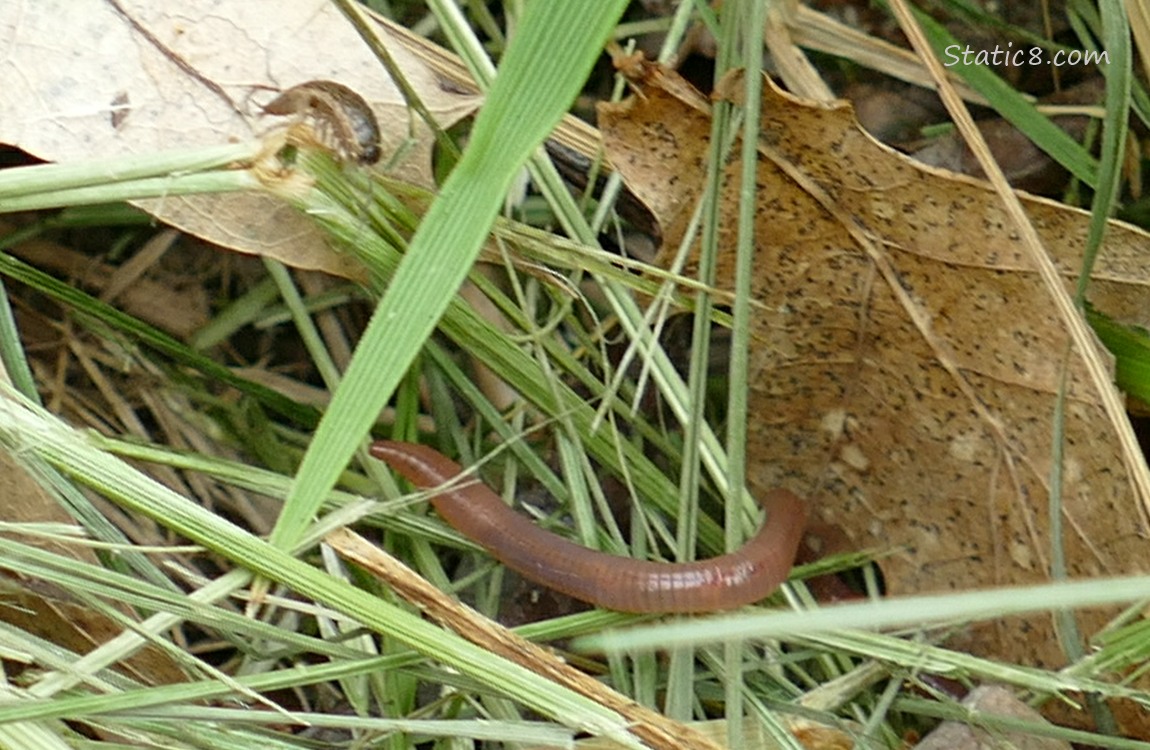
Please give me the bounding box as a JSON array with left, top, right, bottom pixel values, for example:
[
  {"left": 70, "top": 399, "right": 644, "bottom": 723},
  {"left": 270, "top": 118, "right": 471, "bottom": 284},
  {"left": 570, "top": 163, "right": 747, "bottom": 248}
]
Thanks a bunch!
[
  {"left": 270, "top": 0, "right": 630, "bottom": 549},
  {"left": 0, "top": 249, "right": 320, "bottom": 427},
  {"left": 911, "top": 7, "right": 1099, "bottom": 186},
  {"left": 0, "top": 387, "right": 646, "bottom": 746},
  {"left": 1076, "top": 0, "right": 1131, "bottom": 298},
  {"left": 1085, "top": 306, "right": 1150, "bottom": 404}
]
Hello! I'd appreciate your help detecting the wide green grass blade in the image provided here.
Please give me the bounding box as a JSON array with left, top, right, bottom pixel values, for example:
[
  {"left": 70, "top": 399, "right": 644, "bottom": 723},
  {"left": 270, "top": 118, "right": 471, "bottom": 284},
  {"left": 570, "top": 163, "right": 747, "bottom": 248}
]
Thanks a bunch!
[
  {"left": 270, "top": 0, "right": 631, "bottom": 549},
  {"left": 1086, "top": 306, "right": 1150, "bottom": 404}
]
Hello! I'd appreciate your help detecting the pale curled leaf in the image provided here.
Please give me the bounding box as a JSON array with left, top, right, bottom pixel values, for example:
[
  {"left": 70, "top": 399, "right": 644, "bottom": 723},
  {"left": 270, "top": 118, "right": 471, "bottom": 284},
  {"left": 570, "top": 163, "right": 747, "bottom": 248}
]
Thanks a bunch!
[
  {"left": 600, "top": 63, "right": 1150, "bottom": 667},
  {"left": 0, "top": 0, "right": 479, "bottom": 277}
]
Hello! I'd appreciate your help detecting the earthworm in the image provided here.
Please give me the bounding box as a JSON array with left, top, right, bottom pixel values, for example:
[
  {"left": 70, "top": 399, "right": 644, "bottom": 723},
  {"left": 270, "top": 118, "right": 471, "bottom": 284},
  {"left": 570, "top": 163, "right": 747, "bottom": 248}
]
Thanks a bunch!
[
  {"left": 264, "top": 80, "right": 382, "bottom": 165},
  {"left": 370, "top": 440, "right": 808, "bottom": 613}
]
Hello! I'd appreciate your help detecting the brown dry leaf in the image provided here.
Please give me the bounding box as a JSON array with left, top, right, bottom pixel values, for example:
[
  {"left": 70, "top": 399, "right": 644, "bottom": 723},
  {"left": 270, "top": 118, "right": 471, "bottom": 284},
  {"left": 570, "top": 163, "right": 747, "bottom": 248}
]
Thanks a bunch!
[
  {"left": 0, "top": 0, "right": 478, "bottom": 278},
  {"left": 599, "top": 63, "right": 1150, "bottom": 668}
]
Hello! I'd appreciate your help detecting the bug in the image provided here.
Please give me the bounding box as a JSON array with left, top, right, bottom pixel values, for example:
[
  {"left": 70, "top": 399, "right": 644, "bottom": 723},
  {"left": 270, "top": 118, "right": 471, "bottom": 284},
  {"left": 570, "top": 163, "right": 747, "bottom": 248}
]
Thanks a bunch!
[{"left": 263, "top": 80, "right": 382, "bottom": 165}]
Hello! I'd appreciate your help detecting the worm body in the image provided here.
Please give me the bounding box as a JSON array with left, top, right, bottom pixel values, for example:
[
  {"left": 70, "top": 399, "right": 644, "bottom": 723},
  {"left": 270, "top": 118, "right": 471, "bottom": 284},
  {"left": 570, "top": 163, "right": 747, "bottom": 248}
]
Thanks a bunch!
[
  {"left": 370, "top": 441, "right": 807, "bottom": 613},
  {"left": 264, "top": 80, "right": 382, "bottom": 165}
]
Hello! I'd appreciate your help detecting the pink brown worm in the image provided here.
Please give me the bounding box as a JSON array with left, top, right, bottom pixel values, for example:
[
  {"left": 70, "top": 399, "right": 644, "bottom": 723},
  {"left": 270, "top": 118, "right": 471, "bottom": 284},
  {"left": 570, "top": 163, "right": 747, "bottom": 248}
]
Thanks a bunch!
[{"left": 370, "top": 440, "right": 808, "bottom": 613}]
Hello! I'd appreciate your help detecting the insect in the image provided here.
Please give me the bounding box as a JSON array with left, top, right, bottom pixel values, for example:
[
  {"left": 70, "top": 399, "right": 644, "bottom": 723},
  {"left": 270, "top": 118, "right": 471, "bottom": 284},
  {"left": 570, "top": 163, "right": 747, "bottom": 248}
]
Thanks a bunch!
[
  {"left": 371, "top": 441, "right": 808, "bottom": 613},
  {"left": 263, "top": 80, "right": 382, "bottom": 166}
]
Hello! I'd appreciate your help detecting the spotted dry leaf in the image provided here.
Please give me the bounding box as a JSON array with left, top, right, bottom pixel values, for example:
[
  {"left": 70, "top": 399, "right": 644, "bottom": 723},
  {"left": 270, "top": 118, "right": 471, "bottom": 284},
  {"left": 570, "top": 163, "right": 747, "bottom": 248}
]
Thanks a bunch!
[{"left": 599, "top": 62, "right": 1150, "bottom": 668}]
